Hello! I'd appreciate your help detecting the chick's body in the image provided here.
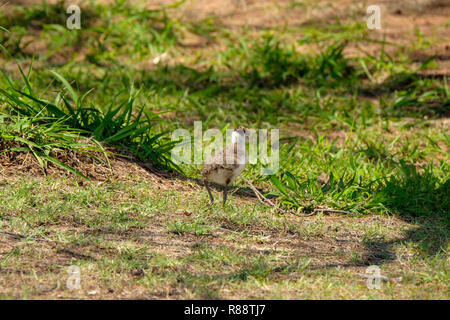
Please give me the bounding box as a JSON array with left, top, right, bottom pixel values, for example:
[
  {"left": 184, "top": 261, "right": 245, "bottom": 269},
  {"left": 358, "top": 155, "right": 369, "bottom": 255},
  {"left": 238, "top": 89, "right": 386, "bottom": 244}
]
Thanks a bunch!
[{"left": 201, "top": 127, "right": 249, "bottom": 206}]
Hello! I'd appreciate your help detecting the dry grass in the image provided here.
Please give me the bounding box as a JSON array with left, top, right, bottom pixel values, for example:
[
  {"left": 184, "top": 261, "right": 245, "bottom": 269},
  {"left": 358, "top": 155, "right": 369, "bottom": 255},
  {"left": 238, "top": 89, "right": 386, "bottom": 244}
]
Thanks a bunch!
[{"left": 0, "top": 166, "right": 448, "bottom": 299}]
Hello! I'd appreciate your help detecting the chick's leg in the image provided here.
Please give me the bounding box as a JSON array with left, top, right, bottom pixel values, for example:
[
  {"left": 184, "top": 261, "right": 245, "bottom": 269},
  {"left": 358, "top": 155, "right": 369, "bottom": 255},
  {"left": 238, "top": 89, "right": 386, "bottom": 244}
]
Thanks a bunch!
[{"left": 205, "top": 180, "right": 214, "bottom": 206}]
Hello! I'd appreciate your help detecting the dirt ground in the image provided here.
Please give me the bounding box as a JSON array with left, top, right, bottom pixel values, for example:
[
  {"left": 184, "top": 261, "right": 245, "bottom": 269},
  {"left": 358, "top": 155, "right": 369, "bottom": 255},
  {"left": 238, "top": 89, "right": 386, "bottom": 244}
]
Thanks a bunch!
[{"left": 0, "top": 168, "right": 423, "bottom": 299}]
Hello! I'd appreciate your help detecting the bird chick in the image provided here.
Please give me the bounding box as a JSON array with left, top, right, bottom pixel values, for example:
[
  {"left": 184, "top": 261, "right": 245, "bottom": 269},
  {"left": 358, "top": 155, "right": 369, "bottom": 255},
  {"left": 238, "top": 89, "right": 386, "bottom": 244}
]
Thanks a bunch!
[{"left": 202, "top": 126, "right": 250, "bottom": 206}]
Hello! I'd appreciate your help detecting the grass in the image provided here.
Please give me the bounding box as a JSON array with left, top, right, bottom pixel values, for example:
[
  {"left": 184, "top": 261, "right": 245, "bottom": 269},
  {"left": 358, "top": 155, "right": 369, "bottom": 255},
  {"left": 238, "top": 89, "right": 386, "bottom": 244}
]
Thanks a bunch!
[
  {"left": 0, "top": 176, "right": 448, "bottom": 299},
  {"left": 0, "top": 66, "right": 179, "bottom": 174},
  {"left": 0, "top": 0, "right": 448, "bottom": 299}
]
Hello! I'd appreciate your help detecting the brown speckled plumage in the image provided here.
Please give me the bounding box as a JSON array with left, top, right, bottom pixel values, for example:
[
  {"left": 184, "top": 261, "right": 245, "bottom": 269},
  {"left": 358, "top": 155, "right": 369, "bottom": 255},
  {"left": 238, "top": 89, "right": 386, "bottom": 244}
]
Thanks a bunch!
[
  {"left": 202, "top": 143, "right": 240, "bottom": 186},
  {"left": 202, "top": 127, "right": 249, "bottom": 206}
]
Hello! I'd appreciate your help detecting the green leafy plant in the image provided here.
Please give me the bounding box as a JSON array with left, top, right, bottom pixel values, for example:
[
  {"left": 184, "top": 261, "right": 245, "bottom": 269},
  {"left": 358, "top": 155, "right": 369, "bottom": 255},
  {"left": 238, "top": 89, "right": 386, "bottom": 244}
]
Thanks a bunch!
[
  {"left": 0, "top": 67, "right": 181, "bottom": 177},
  {"left": 0, "top": 112, "right": 106, "bottom": 179}
]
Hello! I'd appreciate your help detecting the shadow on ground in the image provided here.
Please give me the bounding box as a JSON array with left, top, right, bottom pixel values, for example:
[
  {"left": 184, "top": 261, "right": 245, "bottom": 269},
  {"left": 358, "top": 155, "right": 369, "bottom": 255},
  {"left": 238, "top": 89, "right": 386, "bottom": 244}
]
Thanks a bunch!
[{"left": 361, "top": 162, "right": 449, "bottom": 266}]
